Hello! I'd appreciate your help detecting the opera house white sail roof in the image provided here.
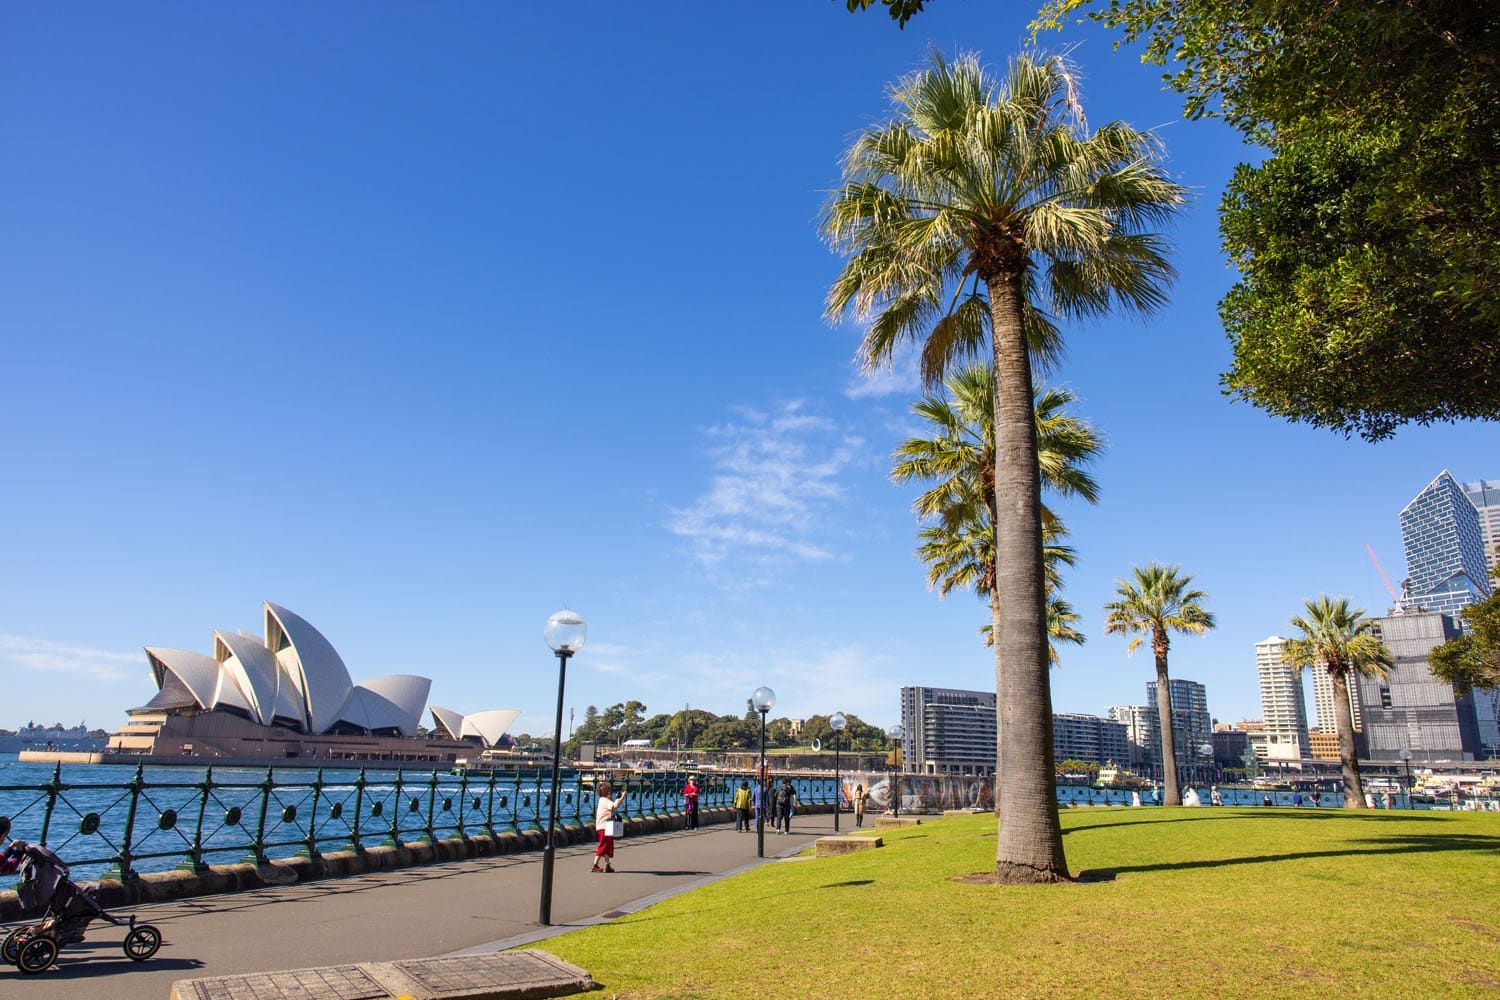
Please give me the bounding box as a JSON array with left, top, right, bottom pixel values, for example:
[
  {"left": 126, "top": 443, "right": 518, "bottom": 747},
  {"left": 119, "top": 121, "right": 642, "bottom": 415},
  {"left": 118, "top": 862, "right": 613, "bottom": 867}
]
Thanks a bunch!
[{"left": 140, "top": 602, "right": 517, "bottom": 746}]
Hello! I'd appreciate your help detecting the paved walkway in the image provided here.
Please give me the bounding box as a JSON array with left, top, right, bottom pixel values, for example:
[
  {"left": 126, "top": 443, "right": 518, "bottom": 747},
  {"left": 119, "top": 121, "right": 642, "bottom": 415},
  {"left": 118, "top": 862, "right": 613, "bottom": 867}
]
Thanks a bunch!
[{"left": 6, "top": 813, "right": 845, "bottom": 999}]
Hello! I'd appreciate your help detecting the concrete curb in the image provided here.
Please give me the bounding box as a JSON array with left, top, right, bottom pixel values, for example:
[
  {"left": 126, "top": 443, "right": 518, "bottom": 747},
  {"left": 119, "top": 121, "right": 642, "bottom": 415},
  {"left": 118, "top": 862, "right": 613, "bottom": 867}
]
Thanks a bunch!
[{"left": 0, "top": 804, "right": 832, "bottom": 921}]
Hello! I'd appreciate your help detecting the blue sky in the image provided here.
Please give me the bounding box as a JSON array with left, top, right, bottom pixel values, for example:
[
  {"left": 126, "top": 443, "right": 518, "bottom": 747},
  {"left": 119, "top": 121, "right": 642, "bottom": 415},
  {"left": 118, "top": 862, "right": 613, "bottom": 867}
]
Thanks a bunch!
[{"left": 2, "top": 3, "right": 1495, "bottom": 738}]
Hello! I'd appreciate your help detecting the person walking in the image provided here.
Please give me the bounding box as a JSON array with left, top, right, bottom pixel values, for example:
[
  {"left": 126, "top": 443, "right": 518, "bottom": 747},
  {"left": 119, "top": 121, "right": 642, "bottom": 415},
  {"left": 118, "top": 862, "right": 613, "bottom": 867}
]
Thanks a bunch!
[
  {"left": 1210, "top": 786, "right": 1223, "bottom": 807},
  {"left": 591, "top": 780, "right": 626, "bottom": 874},
  {"left": 732, "top": 780, "right": 752, "bottom": 832},
  {"left": 775, "top": 779, "right": 798, "bottom": 834},
  {"left": 1310, "top": 791, "right": 1322, "bottom": 808},
  {"left": 852, "top": 783, "right": 869, "bottom": 827},
  {"left": 683, "top": 776, "right": 700, "bottom": 830},
  {"left": 752, "top": 779, "right": 767, "bottom": 835}
]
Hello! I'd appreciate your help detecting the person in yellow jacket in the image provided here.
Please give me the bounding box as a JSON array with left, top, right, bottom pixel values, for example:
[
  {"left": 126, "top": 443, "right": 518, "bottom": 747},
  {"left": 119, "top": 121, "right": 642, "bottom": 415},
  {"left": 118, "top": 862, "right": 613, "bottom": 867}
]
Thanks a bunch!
[{"left": 732, "top": 780, "right": 753, "bottom": 832}]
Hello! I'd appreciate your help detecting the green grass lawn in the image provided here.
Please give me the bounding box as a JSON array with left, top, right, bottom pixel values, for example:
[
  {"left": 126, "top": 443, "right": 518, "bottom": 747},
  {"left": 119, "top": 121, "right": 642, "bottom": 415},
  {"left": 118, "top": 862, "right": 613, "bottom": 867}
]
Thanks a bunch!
[{"left": 538, "top": 808, "right": 1500, "bottom": 999}]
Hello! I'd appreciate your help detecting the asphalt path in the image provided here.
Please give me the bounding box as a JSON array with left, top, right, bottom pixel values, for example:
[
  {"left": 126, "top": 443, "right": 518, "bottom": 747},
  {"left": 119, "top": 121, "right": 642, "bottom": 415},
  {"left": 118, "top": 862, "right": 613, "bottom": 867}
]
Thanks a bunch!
[{"left": 2, "top": 812, "right": 844, "bottom": 999}]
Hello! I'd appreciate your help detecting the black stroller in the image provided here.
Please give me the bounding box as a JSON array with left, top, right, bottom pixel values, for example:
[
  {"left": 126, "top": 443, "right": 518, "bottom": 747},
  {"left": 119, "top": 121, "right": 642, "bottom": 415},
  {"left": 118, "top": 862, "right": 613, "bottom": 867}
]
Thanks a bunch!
[{"left": 0, "top": 819, "right": 162, "bottom": 975}]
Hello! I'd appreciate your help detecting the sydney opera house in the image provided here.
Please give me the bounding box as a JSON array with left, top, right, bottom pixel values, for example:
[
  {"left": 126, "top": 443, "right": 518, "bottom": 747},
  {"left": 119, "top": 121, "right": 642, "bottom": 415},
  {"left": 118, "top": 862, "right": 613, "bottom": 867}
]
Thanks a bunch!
[{"left": 107, "top": 602, "right": 519, "bottom": 765}]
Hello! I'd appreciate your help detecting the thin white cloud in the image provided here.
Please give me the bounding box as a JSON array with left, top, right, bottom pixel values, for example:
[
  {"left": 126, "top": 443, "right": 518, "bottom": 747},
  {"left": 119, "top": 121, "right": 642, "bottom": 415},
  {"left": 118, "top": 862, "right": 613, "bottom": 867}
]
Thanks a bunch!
[
  {"left": 0, "top": 633, "right": 140, "bottom": 682},
  {"left": 674, "top": 644, "right": 902, "bottom": 727},
  {"left": 668, "top": 401, "right": 863, "bottom": 576},
  {"left": 844, "top": 342, "right": 921, "bottom": 400}
]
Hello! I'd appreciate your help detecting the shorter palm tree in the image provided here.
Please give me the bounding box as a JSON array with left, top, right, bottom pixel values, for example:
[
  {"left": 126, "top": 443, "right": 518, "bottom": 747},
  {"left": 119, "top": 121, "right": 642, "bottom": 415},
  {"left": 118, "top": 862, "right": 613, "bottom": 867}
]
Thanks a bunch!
[
  {"left": 1103, "top": 564, "right": 1214, "bottom": 806},
  {"left": 1283, "top": 597, "right": 1393, "bottom": 809}
]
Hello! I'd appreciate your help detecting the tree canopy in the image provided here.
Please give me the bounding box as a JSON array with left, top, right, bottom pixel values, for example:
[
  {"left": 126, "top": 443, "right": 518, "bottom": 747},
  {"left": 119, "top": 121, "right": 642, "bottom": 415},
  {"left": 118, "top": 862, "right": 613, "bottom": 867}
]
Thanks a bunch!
[
  {"left": 1430, "top": 569, "right": 1500, "bottom": 694},
  {"left": 844, "top": 0, "right": 931, "bottom": 27},
  {"left": 564, "top": 702, "right": 890, "bottom": 755},
  {"left": 1036, "top": 0, "right": 1500, "bottom": 440}
]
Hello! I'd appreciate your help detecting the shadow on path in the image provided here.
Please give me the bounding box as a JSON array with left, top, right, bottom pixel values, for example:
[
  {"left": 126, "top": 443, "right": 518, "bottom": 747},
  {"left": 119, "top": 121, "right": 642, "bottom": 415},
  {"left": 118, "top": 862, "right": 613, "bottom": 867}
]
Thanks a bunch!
[
  {"left": 27, "top": 955, "right": 204, "bottom": 981},
  {"left": 1075, "top": 833, "right": 1500, "bottom": 883}
]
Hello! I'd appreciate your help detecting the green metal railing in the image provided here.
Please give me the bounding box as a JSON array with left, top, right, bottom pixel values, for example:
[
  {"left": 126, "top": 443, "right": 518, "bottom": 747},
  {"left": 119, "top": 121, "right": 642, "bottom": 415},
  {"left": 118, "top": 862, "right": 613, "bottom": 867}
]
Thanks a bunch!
[{"left": 0, "top": 765, "right": 835, "bottom": 884}]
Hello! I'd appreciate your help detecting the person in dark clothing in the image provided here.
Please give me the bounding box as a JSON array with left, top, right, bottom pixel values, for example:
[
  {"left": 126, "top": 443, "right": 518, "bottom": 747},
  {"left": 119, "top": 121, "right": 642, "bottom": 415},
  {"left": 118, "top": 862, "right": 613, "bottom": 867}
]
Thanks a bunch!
[{"left": 775, "top": 780, "right": 798, "bottom": 834}]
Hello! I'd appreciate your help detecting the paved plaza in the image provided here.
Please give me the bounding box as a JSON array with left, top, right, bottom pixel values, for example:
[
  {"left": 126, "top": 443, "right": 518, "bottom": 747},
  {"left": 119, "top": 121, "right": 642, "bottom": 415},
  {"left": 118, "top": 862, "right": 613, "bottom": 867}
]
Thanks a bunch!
[{"left": 4, "top": 814, "right": 841, "bottom": 999}]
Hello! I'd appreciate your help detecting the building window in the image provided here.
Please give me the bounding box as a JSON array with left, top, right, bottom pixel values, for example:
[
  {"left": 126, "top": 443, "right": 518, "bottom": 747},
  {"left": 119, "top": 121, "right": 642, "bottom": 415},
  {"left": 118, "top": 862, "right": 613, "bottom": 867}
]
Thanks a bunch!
[{"left": 1380, "top": 688, "right": 1393, "bottom": 709}]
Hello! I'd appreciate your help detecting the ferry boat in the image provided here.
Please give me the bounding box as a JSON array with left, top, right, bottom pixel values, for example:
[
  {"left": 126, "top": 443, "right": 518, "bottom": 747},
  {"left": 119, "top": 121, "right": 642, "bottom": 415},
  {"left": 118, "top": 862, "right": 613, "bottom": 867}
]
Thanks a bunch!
[{"left": 1097, "top": 767, "right": 1150, "bottom": 789}]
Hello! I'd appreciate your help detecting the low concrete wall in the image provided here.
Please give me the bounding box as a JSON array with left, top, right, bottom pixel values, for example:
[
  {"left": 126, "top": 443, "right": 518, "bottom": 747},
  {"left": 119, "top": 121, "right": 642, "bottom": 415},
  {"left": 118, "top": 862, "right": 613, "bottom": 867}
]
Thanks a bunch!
[{"left": 0, "top": 803, "right": 832, "bottom": 922}]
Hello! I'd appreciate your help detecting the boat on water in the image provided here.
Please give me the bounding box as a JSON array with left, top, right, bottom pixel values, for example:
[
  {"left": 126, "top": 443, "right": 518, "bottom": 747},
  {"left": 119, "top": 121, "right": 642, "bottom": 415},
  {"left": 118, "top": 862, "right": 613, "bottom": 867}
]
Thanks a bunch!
[
  {"left": 1096, "top": 767, "right": 1150, "bottom": 789},
  {"left": 0, "top": 722, "right": 107, "bottom": 755}
]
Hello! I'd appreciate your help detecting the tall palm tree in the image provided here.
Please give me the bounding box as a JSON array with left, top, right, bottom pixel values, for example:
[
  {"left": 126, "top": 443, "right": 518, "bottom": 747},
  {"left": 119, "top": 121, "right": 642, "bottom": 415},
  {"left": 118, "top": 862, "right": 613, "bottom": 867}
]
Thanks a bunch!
[
  {"left": 892, "top": 363, "right": 1101, "bottom": 665},
  {"left": 825, "top": 50, "right": 1182, "bottom": 882},
  {"left": 1284, "top": 597, "right": 1393, "bottom": 809},
  {"left": 1102, "top": 564, "right": 1215, "bottom": 807}
]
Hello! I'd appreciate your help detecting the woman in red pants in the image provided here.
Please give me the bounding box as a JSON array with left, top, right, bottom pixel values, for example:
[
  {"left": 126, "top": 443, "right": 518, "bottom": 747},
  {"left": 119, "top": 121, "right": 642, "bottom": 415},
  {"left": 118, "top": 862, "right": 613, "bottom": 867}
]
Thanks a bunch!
[{"left": 591, "top": 780, "right": 626, "bottom": 873}]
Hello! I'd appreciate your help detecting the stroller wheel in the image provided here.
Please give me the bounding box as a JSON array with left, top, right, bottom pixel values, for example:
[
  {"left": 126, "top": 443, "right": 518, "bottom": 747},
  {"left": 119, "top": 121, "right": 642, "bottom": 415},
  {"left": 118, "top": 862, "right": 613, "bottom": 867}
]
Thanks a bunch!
[
  {"left": 123, "top": 924, "right": 161, "bottom": 962},
  {"left": 1, "top": 925, "right": 30, "bottom": 965},
  {"left": 17, "top": 936, "right": 58, "bottom": 974}
]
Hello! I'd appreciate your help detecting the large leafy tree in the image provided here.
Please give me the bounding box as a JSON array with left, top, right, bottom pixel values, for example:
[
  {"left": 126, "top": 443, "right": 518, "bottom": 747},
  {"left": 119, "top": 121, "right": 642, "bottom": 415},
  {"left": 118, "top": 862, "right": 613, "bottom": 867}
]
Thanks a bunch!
[
  {"left": 1283, "top": 596, "right": 1393, "bottom": 809},
  {"left": 891, "top": 364, "right": 1102, "bottom": 663},
  {"left": 1102, "top": 564, "right": 1214, "bottom": 806},
  {"left": 824, "top": 51, "right": 1182, "bottom": 882},
  {"left": 1036, "top": 0, "right": 1500, "bottom": 440},
  {"left": 1429, "top": 566, "right": 1500, "bottom": 695}
]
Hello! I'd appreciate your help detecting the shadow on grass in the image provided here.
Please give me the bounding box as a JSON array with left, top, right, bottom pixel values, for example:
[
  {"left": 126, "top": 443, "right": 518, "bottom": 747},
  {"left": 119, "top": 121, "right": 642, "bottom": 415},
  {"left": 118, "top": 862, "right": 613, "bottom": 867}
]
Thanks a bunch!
[
  {"left": 1066, "top": 809, "right": 1448, "bottom": 835},
  {"left": 1074, "top": 832, "right": 1500, "bottom": 883},
  {"left": 818, "top": 879, "right": 875, "bottom": 889}
]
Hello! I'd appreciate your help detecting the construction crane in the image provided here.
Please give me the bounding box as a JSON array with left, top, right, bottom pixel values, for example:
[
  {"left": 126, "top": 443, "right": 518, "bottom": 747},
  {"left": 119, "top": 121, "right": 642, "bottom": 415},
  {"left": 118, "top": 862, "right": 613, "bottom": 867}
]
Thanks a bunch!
[{"left": 1365, "top": 544, "right": 1401, "bottom": 602}]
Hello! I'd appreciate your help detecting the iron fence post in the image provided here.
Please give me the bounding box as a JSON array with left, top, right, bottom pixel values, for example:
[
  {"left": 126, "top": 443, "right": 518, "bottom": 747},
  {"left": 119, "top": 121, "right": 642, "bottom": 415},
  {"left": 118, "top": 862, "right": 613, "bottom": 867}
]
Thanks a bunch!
[
  {"left": 183, "top": 765, "right": 213, "bottom": 872},
  {"left": 247, "top": 766, "right": 274, "bottom": 866},
  {"left": 39, "top": 763, "right": 62, "bottom": 847},
  {"left": 423, "top": 769, "right": 438, "bottom": 845},
  {"left": 109, "top": 764, "right": 145, "bottom": 882},
  {"left": 388, "top": 770, "right": 406, "bottom": 847},
  {"left": 302, "top": 768, "right": 324, "bottom": 860},
  {"left": 485, "top": 770, "right": 498, "bottom": 838},
  {"left": 456, "top": 769, "right": 470, "bottom": 840},
  {"left": 350, "top": 768, "right": 367, "bottom": 853},
  {"left": 509, "top": 771, "right": 522, "bottom": 833}
]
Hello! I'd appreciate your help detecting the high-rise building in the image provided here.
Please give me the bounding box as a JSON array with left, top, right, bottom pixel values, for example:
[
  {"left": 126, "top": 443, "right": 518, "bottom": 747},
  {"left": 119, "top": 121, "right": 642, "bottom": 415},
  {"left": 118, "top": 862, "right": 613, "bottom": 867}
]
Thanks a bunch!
[
  {"left": 1310, "top": 669, "right": 1363, "bottom": 734},
  {"left": 1358, "top": 611, "right": 1482, "bottom": 761},
  {"left": 1462, "top": 479, "right": 1500, "bottom": 574},
  {"left": 1400, "top": 471, "right": 1493, "bottom": 616},
  {"left": 1256, "top": 636, "right": 1309, "bottom": 761},
  {"left": 1144, "top": 678, "right": 1213, "bottom": 776},
  {"left": 900, "top": 686, "right": 996, "bottom": 776},
  {"left": 1305, "top": 728, "right": 1341, "bottom": 762},
  {"left": 1107, "top": 705, "right": 1154, "bottom": 769},
  {"left": 1210, "top": 729, "right": 1251, "bottom": 769},
  {"left": 1053, "top": 713, "right": 1130, "bottom": 767}
]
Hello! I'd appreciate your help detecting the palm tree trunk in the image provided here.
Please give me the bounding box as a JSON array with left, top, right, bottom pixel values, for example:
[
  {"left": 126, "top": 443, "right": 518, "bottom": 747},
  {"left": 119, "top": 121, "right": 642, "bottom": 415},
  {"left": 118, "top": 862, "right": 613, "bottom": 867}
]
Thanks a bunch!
[
  {"left": 991, "top": 586, "right": 1003, "bottom": 819},
  {"left": 1330, "top": 666, "right": 1366, "bottom": 808},
  {"left": 1153, "top": 646, "right": 1181, "bottom": 807},
  {"left": 988, "top": 274, "right": 1068, "bottom": 883}
]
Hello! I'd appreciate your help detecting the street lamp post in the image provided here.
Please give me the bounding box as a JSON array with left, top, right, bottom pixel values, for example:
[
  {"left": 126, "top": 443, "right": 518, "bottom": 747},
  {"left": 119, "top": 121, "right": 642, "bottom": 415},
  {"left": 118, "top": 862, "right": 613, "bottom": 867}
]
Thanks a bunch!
[
  {"left": 888, "top": 724, "right": 904, "bottom": 819},
  {"left": 538, "top": 608, "right": 587, "bottom": 927},
  {"left": 1198, "top": 743, "right": 1214, "bottom": 790},
  {"left": 1399, "top": 748, "right": 1414, "bottom": 810},
  {"left": 830, "top": 712, "right": 847, "bottom": 833},
  {"left": 752, "top": 686, "right": 776, "bottom": 858}
]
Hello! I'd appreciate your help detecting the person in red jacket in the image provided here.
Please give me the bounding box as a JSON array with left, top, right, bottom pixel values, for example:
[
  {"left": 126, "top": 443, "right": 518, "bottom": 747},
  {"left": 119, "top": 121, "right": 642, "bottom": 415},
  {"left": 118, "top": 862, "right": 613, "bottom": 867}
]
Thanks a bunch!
[{"left": 683, "top": 777, "right": 701, "bottom": 830}]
